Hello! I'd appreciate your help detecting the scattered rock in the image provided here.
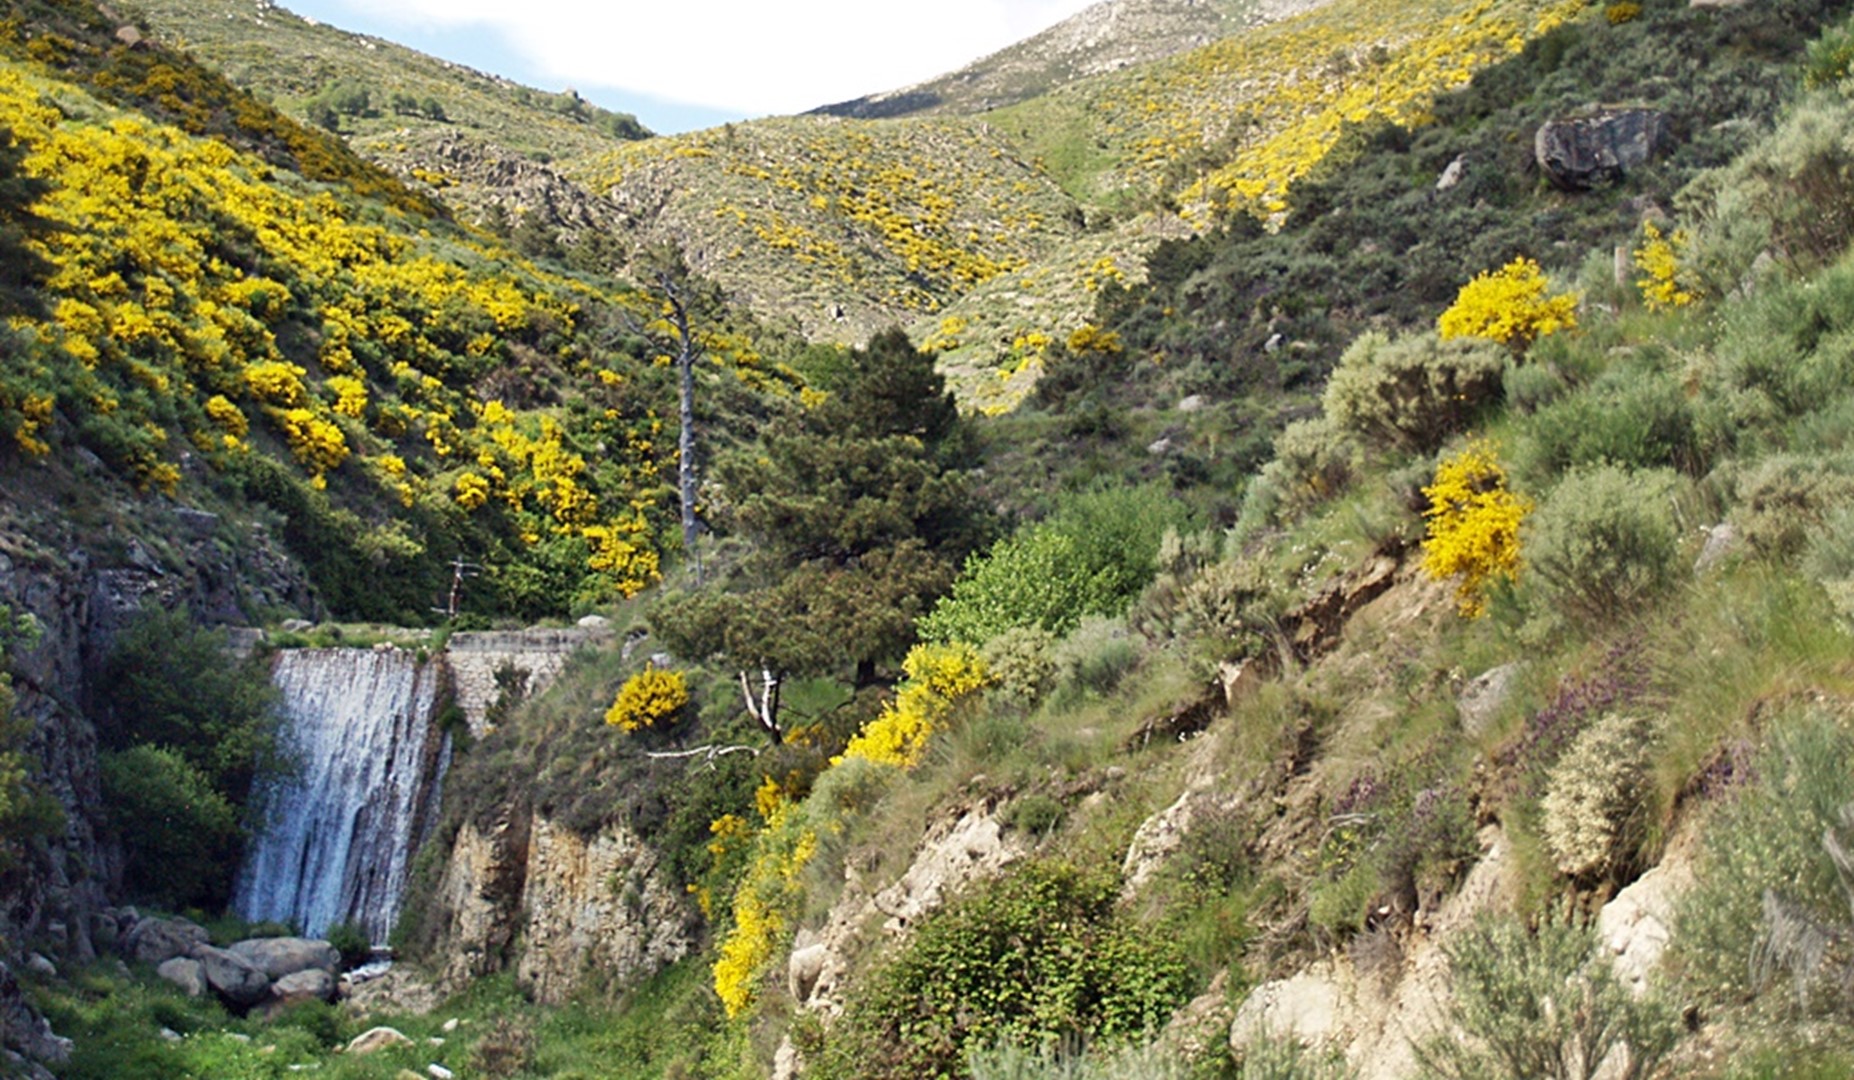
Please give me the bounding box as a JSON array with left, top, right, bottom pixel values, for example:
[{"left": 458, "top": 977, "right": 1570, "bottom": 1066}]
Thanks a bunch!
[
  {"left": 280, "top": 619, "right": 314, "bottom": 633},
  {"left": 342, "top": 967, "right": 441, "bottom": 1017},
  {"left": 196, "top": 945, "right": 272, "bottom": 1009},
  {"left": 1535, "top": 108, "right": 1671, "bottom": 190},
  {"left": 345, "top": 1026, "right": 414, "bottom": 1055},
  {"left": 229, "top": 938, "right": 340, "bottom": 981},
  {"left": 788, "top": 941, "right": 828, "bottom": 1003},
  {"left": 159, "top": 1028, "right": 183, "bottom": 1042},
  {"left": 1597, "top": 857, "right": 1693, "bottom": 997},
  {"left": 1436, "top": 153, "right": 1467, "bottom": 191},
  {"left": 156, "top": 957, "right": 208, "bottom": 998},
  {"left": 1695, "top": 522, "right": 1740, "bottom": 575},
  {"left": 23, "top": 955, "right": 53, "bottom": 979},
  {"left": 1177, "top": 394, "right": 1206, "bottom": 413},
  {"left": 1229, "top": 966, "right": 1346, "bottom": 1052},
  {"left": 270, "top": 969, "right": 338, "bottom": 1006},
  {"left": 576, "top": 614, "right": 610, "bottom": 630},
  {"left": 124, "top": 915, "right": 209, "bottom": 966},
  {"left": 427, "top": 1065, "right": 455, "bottom": 1080},
  {"left": 1457, "top": 662, "right": 1521, "bottom": 737},
  {"left": 440, "top": 1018, "right": 461, "bottom": 1033},
  {"left": 0, "top": 961, "right": 71, "bottom": 1064},
  {"left": 113, "top": 25, "right": 143, "bottom": 48}
]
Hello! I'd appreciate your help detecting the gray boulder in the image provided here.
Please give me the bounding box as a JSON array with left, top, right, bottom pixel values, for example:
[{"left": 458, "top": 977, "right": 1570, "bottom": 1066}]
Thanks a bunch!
[
  {"left": 270, "top": 968, "right": 338, "bottom": 1006},
  {"left": 155, "top": 958, "right": 207, "bottom": 998},
  {"left": 195, "top": 945, "right": 272, "bottom": 1009},
  {"left": 228, "top": 937, "right": 340, "bottom": 980},
  {"left": 1535, "top": 108, "right": 1670, "bottom": 190},
  {"left": 124, "top": 916, "right": 209, "bottom": 967}
]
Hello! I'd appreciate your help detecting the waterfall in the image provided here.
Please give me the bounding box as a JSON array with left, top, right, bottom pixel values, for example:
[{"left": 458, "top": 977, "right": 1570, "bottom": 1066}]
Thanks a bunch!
[{"left": 232, "top": 647, "right": 449, "bottom": 941}]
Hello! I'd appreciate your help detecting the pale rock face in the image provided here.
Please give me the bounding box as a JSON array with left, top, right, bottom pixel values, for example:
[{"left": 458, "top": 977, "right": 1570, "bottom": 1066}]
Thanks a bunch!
[
  {"left": 800, "top": 801, "right": 1028, "bottom": 1018},
  {"left": 1595, "top": 856, "right": 1693, "bottom": 997},
  {"left": 345, "top": 1026, "right": 413, "bottom": 1055},
  {"left": 1229, "top": 965, "right": 1347, "bottom": 1051},
  {"left": 155, "top": 957, "right": 207, "bottom": 998},
  {"left": 430, "top": 813, "right": 694, "bottom": 1005},
  {"left": 1120, "top": 790, "right": 1241, "bottom": 897},
  {"left": 227, "top": 937, "right": 340, "bottom": 980},
  {"left": 513, "top": 817, "right": 695, "bottom": 1005}
]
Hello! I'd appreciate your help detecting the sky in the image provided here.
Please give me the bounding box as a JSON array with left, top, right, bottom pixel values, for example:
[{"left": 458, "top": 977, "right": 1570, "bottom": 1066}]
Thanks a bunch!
[{"left": 282, "top": 1, "right": 1101, "bottom": 135}]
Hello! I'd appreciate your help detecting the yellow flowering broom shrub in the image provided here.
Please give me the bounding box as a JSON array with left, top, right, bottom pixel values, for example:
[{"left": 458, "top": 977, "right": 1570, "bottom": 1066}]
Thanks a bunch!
[
  {"left": 1421, "top": 440, "right": 1532, "bottom": 617},
  {"left": 603, "top": 666, "right": 689, "bottom": 733},
  {"left": 836, "top": 643, "right": 993, "bottom": 769},
  {"left": 1632, "top": 222, "right": 1699, "bottom": 311},
  {"left": 1438, "top": 257, "right": 1579, "bottom": 352}
]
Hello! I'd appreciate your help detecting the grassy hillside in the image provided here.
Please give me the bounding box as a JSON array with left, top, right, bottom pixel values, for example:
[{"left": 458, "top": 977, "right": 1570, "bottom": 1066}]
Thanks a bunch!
[
  {"left": 0, "top": 1, "right": 793, "bottom": 624},
  {"left": 126, "top": 0, "right": 651, "bottom": 161}
]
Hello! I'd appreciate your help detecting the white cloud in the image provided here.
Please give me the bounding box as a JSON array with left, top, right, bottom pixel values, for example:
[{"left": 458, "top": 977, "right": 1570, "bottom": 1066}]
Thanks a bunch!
[{"left": 324, "top": 1, "right": 1099, "bottom": 116}]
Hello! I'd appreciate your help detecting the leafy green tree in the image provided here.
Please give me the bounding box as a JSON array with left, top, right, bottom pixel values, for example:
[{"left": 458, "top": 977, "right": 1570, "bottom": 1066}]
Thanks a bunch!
[
  {"left": 650, "top": 329, "right": 981, "bottom": 739},
  {"left": 101, "top": 745, "right": 242, "bottom": 910},
  {"left": 99, "top": 606, "right": 282, "bottom": 807}
]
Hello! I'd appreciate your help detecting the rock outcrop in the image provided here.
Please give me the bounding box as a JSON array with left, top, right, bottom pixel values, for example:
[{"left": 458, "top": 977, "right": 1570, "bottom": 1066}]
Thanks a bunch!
[
  {"left": 429, "top": 812, "right": 694, "bottom": 1004},
  {"left": 1535, "top": 109, "right": 1671, "bottom": 190}
]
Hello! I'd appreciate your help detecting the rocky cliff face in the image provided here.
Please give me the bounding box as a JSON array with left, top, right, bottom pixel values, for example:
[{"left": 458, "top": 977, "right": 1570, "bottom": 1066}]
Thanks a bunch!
[
  {"left": 444, "top": 624, "right": 613, "bottom": 737},
  {"left": 429, "top": 812, "right": 695, "bottom": 1005},
  {"left": 0, "top": 478, "right": 314, "bottom": 957}
]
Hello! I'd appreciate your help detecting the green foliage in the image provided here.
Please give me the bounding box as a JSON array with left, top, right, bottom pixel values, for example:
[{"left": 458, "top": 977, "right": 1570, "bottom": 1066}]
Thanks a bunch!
[
  {"left": 1048, "top": 616, "right": 1141, "bottom": 703},
  {"left": 99, "top": 745, "right": 243, "bottom": 911},
  {"left": 1133, "top": 532, "right": 1289, "bottom": 673},
  {"left": 1418, "top": 910, "right": 1680, "bottom": 1080},
  {"left": 0, "top": 605, "right": 58, "bottom": 874},
  {"left": 812, "top": 860, "right": 1192, "bottom": 1080},
  {"left": 1324, "top": 330, "right": 1509, "bottom": 454},
  {"left": 0, "top": 124, "right": 50, "bottom": 315},
  {"left": 1002, "top": 793, "right": 1066, "bottom": 836},
  {"left": 1520, "top": 364, "right": 1702, "bottom": 480},
  {"left": 1706, "top": 257, "right": 1854, "bottom": 436},
  {"left": 1726, "top": 454, "right": 1854, "bottom": 560},
  {"left": 1524, "top": 464, "right": 1683, "bottom": 625},
  {"left": 324, "top": 920, "right": 371, "bottom": 971},
  {"left": 920, "top": 486, "right": 1190, "bottom": 646},
  {"left": 1242, "top": 417, "right": 1361, "bottom": 528},
  {"left": 1676, "top": 706, "right": 1854, "bottom": 1009},
  {"left": 1805, "top": 12, "right": 1854, "bottom": 87},
  {"left": 966, "top": 1038, "right": 1194, "bottom": 1080},
  {"left": 99, "top": 605, "right": 282, "bottom": 806}
]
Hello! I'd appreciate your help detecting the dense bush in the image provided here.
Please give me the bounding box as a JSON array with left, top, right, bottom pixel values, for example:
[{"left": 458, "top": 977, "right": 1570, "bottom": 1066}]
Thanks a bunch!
[
  {"left": 100, "top": 746, "right": 243, "bottom": 911},
  {"left": 919, "top": 487, "right": 1189, "bottom": 646},
  {"left": 1323, "top": 329, "right": 1508, "bottom": 455},
  {"left": 812, "top": 861, "right": 1191, "bottom": 1080},
  {"left": 1522, "top": 366, "right": 1702, "bottom": 479},
  {"left": 1240, "top": 416, "right": 1360, "bottom": 527},
  {"left": 1677, "top": 707, "right": 1854, "bottom": 1009},
  {"left": 1525, "top": 464, "right": 1683, "bottom": 624},
  {"left": 1419, "top": 911, "right": 1679, "bottom": 1080},
  {"left": 1540, "top": 712, "right": 1658, "bottom": 880},
  {"left": 1727, "top": 454, "right": 1854, "bottom": 560}
]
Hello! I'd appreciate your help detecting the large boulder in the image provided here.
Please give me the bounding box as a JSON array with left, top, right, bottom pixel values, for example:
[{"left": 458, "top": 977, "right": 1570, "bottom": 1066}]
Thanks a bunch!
[
  {"left": 228, "top": 938, "right": 340, "bottom": 981},
  {"left": 123, "top": 915, "right": 209, "bottom": 967},
  {"left": 155, "top": 957, "right": 207, "bottom": 998},
  {"left": 270, "top": 969, "right": 338, "bottom": 1007},
  {"left": 1534, "top": 108, "right": 1670, "bottom": 190},
  {"left": 194, "top": 945, "right": 271, "bottom": 1009}
]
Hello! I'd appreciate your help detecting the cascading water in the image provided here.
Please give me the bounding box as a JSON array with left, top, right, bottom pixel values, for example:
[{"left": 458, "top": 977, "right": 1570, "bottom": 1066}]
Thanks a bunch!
[{"left": 232, "top": 647, "right": 450, "bottom": 941}]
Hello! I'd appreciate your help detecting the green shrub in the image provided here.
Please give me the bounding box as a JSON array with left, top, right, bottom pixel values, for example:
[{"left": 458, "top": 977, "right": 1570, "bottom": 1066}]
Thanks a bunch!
[
  {"left": 1241, "top": 417, "right": 1360, "bottom": 527},
  {"left": 1003, "top": 794, "right": 1066, "bottom": 837},
  {"left": 1540, "top": 712, "right": 1658, "bottom": 880},
  {"left": 1706, "top": 259, "right": 1854, "bottom": 434},
  {"left": 1418, "top": 911, "right": 1680, "bottom": 1080},
  {"left": 100, "top": 746, "right": 243, "bottom": 911},
  {"left": 919, "top": 487, "right": 1190, "bottom": 646},
  {"left": 1677, "top": 706, "right": 1854, "bottom": 1008},
  {"left": 1805, "top": 15, "right": 1854, "bottom": 87},
  {"left": 981, "top": 626, "right": 1058, "bottom": 708},
  {"left": 1685, "top": 92, "right": 1854, "bottom": 289},
  {"left": 967, "top": 1037, "right": 1194, "bottom": 1080},
  {"left": 813, "top": 861, "right": 1191, "bottom": 1080},
  {"left": 1133, "top": 540, "right": 1288, "bottom": 674},
  {"left": 1727, "top": 454, "right": 1854, "bottom": 560},
  {"left": 1322, "top": 329, "right": 1508, "bottom": 454},
  {"left": 1526, "top": 464, "right": 1684, "bottom": 624},
  {"left": 1502, "top": 360, "right": 1570, "bottom": 415},
  {"left": 1049, "top": 616, "right": 1140, "bottom": 702},
  {"left": 1522, "top": 366, "right": 1700, "bottom": 478},
  {"left": 324, "top": 920, "right": 371, "bottom": 970}
]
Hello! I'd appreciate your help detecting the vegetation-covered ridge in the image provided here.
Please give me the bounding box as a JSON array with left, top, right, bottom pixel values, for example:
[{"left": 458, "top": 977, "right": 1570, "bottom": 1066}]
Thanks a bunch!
[{"left": 0, "top": 20, "right": 784, "bottom": 622}]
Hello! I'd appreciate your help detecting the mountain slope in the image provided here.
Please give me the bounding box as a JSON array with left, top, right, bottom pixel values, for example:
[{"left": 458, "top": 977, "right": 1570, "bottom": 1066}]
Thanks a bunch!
[{"left": 811, "top": 0, "right": 1326, "bottom": 119}]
